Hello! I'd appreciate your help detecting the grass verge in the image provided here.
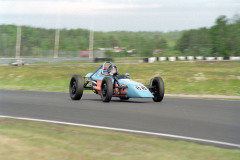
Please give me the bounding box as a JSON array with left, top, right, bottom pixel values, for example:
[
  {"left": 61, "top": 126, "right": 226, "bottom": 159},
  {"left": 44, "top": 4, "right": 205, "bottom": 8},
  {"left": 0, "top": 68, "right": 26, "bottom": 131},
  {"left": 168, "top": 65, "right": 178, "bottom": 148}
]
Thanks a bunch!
[
  {"left": 0, "top": 62, "right": 239, "bottom": 95},
  {"left": 0, "top": 118, "right": 239, "bottom": 160}
]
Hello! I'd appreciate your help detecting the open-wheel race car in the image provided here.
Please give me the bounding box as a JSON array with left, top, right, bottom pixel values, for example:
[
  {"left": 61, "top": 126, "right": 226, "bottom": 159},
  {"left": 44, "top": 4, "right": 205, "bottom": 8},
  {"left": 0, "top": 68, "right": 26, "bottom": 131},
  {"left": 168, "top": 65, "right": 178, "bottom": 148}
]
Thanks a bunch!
[{"left": 69, "top": 62, "right": 164, "bottom": 102}]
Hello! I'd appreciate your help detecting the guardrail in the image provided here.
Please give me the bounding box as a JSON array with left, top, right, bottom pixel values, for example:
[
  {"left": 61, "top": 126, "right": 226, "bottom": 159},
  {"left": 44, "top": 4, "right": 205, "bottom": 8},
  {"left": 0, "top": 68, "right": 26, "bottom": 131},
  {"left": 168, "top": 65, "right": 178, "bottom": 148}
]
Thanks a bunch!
[
  {"left": 0, "top": 57, "right": 116, "bottom": 64},
  {"left": 1, "top": 57, "right": 239, "bottom": 65},
  {"left": 0, "top": 57, "right": 91, "bottom": 64}
]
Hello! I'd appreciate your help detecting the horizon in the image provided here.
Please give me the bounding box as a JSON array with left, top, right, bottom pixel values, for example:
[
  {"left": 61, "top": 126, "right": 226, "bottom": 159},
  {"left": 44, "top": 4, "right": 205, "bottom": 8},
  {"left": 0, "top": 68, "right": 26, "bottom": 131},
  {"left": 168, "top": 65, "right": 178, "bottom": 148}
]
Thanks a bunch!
[{"left": 0, "top": 23, "right": 208, "bottom": 33}]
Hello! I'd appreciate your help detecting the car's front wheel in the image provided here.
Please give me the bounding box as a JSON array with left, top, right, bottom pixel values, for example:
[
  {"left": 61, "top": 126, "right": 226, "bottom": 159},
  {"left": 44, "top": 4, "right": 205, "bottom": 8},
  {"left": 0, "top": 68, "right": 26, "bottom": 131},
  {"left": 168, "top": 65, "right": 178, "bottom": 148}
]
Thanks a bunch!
[
  {"left": 101, "top": 77, "right": 113, "bottom": 102},
  {"left": 69, "top": 75, "right": 84, "bottom": 100},
  {"left": 150, "top": 77, "right": 164, "bottom": 102}
]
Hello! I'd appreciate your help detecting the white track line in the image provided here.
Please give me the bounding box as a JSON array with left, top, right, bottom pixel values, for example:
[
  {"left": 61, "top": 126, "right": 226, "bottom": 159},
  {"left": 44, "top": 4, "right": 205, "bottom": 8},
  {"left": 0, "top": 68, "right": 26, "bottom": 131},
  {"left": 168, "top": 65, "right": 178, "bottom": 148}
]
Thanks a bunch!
[{"left": 0, "top": 115, "right": 239, "bottom": 148}]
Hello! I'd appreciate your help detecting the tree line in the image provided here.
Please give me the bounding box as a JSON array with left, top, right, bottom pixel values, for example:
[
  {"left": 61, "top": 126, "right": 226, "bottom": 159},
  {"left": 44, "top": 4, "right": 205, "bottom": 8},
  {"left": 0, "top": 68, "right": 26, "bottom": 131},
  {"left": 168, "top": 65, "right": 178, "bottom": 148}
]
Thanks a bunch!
[
  {"left": 175, "top": 15, "right": 240, "bottom": 57},
  {"left": 0, "top": 25, "right": 179, "bottom": 57},
  {"left": 0, "top": 15, "right": 239, "bottom": 57}
]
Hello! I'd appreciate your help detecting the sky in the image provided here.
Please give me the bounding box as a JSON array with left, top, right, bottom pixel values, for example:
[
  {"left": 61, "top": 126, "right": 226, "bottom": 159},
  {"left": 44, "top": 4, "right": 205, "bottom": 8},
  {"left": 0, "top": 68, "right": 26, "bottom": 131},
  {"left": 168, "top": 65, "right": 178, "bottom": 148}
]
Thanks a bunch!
[{"left": 0, "top": 0, "right": 240, "bottom": 32}]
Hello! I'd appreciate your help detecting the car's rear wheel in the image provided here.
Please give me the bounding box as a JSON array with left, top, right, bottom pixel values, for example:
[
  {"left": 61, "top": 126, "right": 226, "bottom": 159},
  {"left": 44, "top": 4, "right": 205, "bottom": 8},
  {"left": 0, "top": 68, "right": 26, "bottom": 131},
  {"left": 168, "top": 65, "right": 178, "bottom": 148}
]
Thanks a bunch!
[
  {"left": 69, "top": 75, "right": 84, "bottom": 100},
  {"left": 150, "top": 77, "right": 164, "bottom": 102},
  {"left": 101, "top": 77, "right": 113, "bottom": 102}
]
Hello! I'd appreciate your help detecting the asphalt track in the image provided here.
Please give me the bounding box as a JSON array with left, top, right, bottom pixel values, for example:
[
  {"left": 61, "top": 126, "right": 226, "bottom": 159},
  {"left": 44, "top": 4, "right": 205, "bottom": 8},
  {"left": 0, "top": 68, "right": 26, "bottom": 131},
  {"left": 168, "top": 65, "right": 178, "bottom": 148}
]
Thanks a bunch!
[{"left": 0, "top": 90, "right": 240, "bottom": 148}]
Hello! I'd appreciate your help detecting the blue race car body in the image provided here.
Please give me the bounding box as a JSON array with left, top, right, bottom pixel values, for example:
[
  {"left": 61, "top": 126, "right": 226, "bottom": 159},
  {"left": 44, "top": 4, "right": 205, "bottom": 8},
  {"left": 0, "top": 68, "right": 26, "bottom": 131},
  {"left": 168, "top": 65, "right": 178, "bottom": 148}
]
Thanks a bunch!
[
  {"left": 85, "top": 69, "right": 153, "bottom": 98},
  {"left": 69, "top": 62, "right": 164, "bottom": 102}
]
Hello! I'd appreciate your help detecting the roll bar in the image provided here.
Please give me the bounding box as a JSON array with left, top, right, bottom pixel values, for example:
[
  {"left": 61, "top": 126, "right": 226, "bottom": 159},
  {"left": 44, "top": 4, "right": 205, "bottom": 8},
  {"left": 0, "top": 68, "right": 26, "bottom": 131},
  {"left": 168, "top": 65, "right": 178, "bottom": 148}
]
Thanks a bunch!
[{"left": 89, "top": 62, "right": 113, "bottom": 78}]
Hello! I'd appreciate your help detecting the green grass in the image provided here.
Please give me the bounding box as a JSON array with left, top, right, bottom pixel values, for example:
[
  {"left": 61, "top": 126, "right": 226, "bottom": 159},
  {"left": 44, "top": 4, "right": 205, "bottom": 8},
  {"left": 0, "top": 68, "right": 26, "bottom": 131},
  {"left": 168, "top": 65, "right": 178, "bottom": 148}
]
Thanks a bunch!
[
  {"left": 0, "top": 118, "right": 239, "bottom": 160},
  {"left": 0, "top": 62, "right": 239, "bottom": 95}
]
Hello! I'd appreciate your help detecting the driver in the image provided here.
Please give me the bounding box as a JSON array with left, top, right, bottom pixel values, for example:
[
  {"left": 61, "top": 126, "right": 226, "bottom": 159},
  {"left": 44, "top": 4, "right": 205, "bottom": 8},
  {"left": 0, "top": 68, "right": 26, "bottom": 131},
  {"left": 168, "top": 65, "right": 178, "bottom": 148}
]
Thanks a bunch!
[{"left": 108, "top": 64, "right": 118, "bottom": 75}]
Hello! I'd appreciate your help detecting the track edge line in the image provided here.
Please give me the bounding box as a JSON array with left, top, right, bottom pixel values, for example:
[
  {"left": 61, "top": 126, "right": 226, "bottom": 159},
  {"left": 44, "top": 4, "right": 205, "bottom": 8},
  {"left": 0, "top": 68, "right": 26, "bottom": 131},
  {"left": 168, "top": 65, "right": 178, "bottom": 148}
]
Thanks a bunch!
[{"left": 0, "top": 115, "right": 239, "bottom": 149}]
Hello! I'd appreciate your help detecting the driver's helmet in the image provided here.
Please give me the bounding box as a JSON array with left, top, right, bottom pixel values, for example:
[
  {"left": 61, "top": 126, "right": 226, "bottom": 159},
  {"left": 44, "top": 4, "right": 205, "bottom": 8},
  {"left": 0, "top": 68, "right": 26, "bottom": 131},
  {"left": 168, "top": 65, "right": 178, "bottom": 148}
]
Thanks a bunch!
[{"left": 107, "top": 64, "right": 118, "bottom": 75}]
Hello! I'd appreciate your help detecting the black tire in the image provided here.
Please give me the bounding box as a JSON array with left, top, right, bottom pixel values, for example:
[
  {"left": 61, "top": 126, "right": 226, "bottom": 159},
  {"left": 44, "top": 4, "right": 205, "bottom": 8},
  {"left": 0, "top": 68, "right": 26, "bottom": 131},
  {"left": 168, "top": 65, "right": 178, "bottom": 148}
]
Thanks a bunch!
[
  {"left": 101, "top": 77, "right": 113, "bottom": 102},
  {"left": 120, "top": 97, "right": 129, "bottom": 100},
  {"left": 150, "top": 77, "right": 164, "bottom": 102},
  {"left": 69, "top": 75, "right": 84, "bottom": 100}
]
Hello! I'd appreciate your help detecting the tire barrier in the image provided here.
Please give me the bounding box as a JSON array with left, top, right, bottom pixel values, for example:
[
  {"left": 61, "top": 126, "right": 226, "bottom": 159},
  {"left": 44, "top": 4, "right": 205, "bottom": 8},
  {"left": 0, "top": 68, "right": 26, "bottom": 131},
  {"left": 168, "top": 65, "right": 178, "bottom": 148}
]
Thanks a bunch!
[
  {"left": 158, "top": 57, "right": 167, "bottom": 61},
  {"left": 143, "top": 56, "right": 240, "bottom": 63},
  {"left": 216, "top": 57, "right": 223, "bottom": 60},
  {"left": 196, "top": 56, "right": 204, "bottom": 60},
  {"left": 143, "top": 57, "right": 156, "bottom": 63},
  {"left": 167, "top": 57, "right": 176, "bottom": 61},
  {"left": 229, "top": 57, "right": 240, "bottom": 61},
  {"left": 204, "top": 57, "right": 215, "bottom": 60},
  {"left": 187, "top": 56, "right": 194, "bottom": 60},
  {"left": 177, "top": 56, "right": 186, "bottom": 60}
]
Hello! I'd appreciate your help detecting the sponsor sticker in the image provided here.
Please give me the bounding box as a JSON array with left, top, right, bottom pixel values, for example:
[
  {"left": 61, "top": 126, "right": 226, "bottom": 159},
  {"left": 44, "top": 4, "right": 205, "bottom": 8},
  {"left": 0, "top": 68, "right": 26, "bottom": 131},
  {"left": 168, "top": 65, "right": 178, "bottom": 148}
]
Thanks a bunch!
[{"left": 135, "top": 86, "right": 148, "bottom": 90}]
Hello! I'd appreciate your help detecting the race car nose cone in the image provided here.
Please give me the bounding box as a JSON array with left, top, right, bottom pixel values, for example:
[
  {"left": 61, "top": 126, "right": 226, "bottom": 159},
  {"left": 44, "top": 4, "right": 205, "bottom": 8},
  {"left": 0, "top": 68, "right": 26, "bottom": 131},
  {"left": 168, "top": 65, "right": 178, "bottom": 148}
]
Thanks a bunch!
[{"left": 127, "top": 87, "right": 154, "bottom": 98}]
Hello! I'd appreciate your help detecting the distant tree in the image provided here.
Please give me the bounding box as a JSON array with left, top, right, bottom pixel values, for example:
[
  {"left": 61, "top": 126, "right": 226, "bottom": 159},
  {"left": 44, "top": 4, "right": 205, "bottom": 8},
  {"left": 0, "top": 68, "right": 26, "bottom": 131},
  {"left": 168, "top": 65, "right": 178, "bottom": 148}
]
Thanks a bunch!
[
  {"left": 228, "top": 15, "right": 240, "bottom": 56},
  {"left": 175, "top": 28, "right": 212, "bottom": 56},
  {"left": 156, "top": 38, "right": 168, "bottom": 49},
  {"left": 210, "top": 15, "right": 228, "bottom": 56}
]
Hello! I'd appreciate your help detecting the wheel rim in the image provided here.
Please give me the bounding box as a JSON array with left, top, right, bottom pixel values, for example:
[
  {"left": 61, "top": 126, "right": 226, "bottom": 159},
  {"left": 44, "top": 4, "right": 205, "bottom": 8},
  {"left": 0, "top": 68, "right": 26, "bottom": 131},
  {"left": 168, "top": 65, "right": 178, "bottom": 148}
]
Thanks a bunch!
[
  {"left": 102, "top": 82, "right": 107, "bottom": 97},
  {"left": 71, "top": 80, "right": 77, "bottom": 95},
  {"left": 152, "top": 82, "right": 159, "bottom": 97}
]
